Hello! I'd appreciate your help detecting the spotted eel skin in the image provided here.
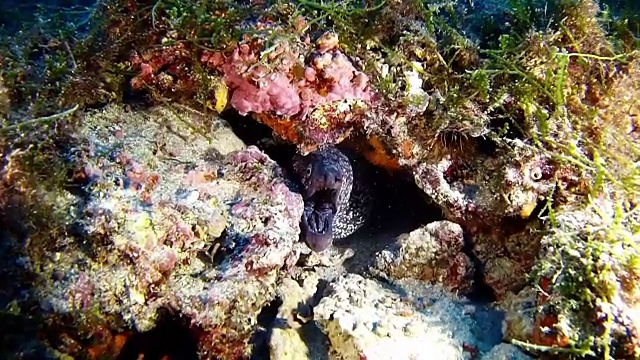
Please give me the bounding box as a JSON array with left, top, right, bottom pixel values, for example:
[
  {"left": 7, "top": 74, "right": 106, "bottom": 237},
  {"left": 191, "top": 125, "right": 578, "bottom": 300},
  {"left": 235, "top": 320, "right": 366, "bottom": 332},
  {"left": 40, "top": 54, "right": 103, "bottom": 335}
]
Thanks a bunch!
[{"left": 292, "top": 146, "right": 372, "bottom": 252}]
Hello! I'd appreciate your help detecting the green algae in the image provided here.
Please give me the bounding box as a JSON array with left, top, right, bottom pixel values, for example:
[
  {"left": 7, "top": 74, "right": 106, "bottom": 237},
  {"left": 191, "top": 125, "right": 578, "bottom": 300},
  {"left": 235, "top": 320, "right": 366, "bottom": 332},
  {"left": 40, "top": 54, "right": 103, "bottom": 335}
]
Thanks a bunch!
[{"left": 476, "top": 1, "right": 640, "bottom": 357}]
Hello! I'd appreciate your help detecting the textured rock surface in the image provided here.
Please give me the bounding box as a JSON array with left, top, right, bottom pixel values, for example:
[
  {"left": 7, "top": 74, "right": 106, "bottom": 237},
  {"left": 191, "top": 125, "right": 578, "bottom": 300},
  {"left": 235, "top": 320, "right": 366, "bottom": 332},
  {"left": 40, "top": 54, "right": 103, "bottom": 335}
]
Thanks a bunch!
[
  {"left": 480, "top": 344, "right": 532, "bottom": 360},
  {"left": 27, "top": 104, "right": 304, "bottom": 358},
  {"left": 313, "top": 274, "right": 500, "bottom": 360},
  {"left": 373, "top": 220, "right": 474, "bottom": 294},
  {"left": 407, "top": 146, "right": 553, "bottom": 298},
  {"left": 410, "top": 145, "right": 555, "bottom": 228},
  {"left": 269, "top": 271, "right": 329, "bottom": 360}
]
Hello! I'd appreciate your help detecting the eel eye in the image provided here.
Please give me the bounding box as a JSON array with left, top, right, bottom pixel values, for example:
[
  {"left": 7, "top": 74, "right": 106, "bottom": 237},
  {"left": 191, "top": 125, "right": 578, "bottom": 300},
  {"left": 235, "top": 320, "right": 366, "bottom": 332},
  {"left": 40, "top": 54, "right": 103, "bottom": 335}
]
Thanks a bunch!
[{"left": 306, "top": 166, "right": 312, "bottom": 176}]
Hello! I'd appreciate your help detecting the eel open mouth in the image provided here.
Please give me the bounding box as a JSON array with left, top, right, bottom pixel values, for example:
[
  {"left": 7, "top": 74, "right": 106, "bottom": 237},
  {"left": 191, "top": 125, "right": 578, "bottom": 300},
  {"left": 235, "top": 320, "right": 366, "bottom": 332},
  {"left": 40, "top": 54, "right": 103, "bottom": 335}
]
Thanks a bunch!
[
  {"left": 301, "top": 187, "right": 339, "bottom": 252},
  {"left": 294, "top": 147, "right": 350, "bottom": 252}
]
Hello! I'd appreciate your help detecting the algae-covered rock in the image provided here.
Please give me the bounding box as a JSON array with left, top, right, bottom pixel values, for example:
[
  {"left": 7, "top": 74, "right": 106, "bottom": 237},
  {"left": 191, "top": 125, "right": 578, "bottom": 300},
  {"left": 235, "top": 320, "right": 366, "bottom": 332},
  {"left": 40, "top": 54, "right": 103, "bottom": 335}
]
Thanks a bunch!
[
  {"left": 473, "top": 229, "right": 543, "bottom": 299},
  {"left": 28, "top": 104, "right": 304, "bottom": 358},
  {"left": 373, "top": 220, "right": 474, "bottom": 294},
  {"left": 134, "top": 26, "right": 375, "bottom": 155},
  {"left": 0, "top": 77, "right": 9, "bottom": 117},
  {"left": 530, "top": 197, "right": 640, "bottom": 358},
  {"left": 410, "top": 144, "right": 555, "bottom": 229},
  {"left": 313, "top": 274, "right": 499, "bottom": 360},
  {"left": 499, "top": 287, "right": 537, "bottom": 345}
]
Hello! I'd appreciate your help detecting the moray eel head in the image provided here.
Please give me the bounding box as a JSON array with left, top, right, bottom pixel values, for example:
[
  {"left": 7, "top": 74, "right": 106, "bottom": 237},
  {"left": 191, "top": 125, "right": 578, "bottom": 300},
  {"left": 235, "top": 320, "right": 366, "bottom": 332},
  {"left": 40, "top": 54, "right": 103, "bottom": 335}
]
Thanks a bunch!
[{"left": 294, "top": 149, "right": 349, "bottom": 252}]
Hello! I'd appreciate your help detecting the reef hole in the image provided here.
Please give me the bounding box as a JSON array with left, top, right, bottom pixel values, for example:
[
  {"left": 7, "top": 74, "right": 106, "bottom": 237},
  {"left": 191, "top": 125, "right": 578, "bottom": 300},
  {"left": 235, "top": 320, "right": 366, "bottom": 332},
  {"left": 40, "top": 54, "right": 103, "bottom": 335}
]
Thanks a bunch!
[
  {"left": 336, "top": 162, "right": 444, "bottom": 274},
  {"left": 249, "top": 296, "right": 283, "bottom": 360},
  {"left": 116, "top": 307, "right": 199, "bottom": 360},
  {"left": 221, "top": 111, "right": 445, "bottom": 269},
  {"left": 222, "top": 111, "right": 502, "bottom": 303},
  {"left": 462, "top": 232, "right": 497, "bottom": 303},
  {"left": 219, "top": 109, "right": 299, "bottom": 166}
]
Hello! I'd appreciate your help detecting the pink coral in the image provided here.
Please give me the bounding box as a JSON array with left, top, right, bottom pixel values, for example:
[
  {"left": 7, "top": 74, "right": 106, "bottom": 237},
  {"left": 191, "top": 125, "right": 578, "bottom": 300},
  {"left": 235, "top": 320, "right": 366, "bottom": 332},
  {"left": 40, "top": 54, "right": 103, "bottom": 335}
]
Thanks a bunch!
[
  {"left": 200, "top": 33, "right": 376, "bottom": 152},
  {"left": 228, "top": 72, "right": 302, "bottom": 116},
  {"left": 296, "top": 52, "right": 372, "bottom": 117},
  {"left": 205, "top": 33, "right": 373, "bottom": 121}
]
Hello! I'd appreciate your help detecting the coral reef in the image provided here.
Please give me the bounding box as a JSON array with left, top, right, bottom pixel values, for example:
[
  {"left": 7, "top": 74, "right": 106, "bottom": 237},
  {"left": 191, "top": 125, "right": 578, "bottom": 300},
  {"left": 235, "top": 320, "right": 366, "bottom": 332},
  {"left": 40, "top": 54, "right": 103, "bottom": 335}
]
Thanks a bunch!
[
  {"left": 126, "top": 5, "right": 376, "bottom": 155},
  {"left": 2, "top": 0, "right": 640, "bottom": 358}
]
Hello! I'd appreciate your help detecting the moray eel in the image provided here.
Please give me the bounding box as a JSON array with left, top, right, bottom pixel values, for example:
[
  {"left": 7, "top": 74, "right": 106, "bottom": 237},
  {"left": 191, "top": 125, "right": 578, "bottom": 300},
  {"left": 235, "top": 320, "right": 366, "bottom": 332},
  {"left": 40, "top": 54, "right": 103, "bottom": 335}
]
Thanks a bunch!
[{"left": 292, "top": 146, "right": 371, "bottom": 252}]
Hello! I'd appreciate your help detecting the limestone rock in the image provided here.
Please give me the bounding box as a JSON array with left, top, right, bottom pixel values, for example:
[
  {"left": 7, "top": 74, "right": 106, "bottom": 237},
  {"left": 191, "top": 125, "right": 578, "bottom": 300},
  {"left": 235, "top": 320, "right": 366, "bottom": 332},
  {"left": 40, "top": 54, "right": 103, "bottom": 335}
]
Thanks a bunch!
[
  {"left": 373, "top": 221, "right": 474, "bottom": 294},
  {"left": 314, "top": 274, "right": 497, "bottom": 360}
]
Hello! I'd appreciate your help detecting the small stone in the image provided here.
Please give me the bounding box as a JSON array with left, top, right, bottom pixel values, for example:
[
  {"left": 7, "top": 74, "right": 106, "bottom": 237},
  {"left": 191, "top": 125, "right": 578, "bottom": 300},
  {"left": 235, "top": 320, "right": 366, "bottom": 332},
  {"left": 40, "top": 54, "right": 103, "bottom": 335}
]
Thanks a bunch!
[
  {"left": 463, "top": 304, "right": 476, "bottom": 316},
  {"left": 402, "top": 321, "right": 424, "bottom": 337},
  {"left": 129, "top": 288, "right": 146, "bottom": 305},
  {"left": 185, "top": 190, "right": 200, "bottom": 204},
  {"left": 314, "top": 274, "right": 493, "bottom": 360},
  {"left": 316, "top": 32, "right": 339, "bottom": 53},
  {"left": 373, "top": 322, "right": 390, "bottom": 337},
  {"left": 373, "top": 221, "right": 474, "bottom": 294}
]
